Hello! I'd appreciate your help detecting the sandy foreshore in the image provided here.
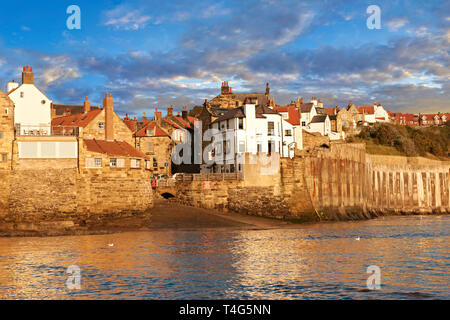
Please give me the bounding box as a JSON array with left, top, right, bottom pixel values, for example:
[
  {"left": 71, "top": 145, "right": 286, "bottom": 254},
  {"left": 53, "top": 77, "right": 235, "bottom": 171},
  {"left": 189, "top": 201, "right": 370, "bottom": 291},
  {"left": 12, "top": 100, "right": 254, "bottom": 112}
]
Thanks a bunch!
[{"left": 0, "top": 199, "right": 296, "bottom": 237}]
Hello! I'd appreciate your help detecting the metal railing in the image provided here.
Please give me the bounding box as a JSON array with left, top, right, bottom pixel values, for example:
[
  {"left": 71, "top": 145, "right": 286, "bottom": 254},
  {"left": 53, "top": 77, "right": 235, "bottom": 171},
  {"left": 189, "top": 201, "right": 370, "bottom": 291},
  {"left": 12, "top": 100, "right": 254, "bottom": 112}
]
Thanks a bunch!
[
  {"left": 15, "top": 125, "right": 79, "bottom": 137},
  {"left": 175, "top": 172, "right": 243, "bottom": 181}
]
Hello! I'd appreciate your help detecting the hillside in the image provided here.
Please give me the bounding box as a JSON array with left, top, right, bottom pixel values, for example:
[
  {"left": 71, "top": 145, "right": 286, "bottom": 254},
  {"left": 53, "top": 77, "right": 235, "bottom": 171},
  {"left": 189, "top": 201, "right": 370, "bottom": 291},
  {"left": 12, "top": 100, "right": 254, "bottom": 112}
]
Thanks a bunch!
[{"left": 348, "top": 122, "right": 450, "bottom": 159}]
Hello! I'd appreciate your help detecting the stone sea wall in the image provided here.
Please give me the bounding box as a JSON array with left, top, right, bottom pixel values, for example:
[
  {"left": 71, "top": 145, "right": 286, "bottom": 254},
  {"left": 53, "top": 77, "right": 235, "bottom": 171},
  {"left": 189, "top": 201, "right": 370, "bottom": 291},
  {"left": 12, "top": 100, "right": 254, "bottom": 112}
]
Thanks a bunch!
[
  {"left": 0, "top": 166, "right": 153, "bottom": 235},
  {"left": 174, "top": 143, "right": 450, "bottom": 221}
]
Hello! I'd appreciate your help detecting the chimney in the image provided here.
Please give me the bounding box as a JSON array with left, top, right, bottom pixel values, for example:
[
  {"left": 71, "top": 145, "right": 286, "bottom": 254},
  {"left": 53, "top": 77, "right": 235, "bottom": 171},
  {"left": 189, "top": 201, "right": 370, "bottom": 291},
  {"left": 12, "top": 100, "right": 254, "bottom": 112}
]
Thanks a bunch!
[
  {"left": 7, "top": 81, "right": 19, "bottom": 93},
  {"left": 103, "top": 92, "right": 114, "bottom": 141},
  {"left": 51, "top": 103, "right": 56, "bottom": 119},
  {"left": 153, "top": 108, "right": 162, "bottom": 123},
  {"left": 22, "top": 66, "right": 34, "bottom": 84},
  {"left": 168, "top": 104, "right": 174, "bottom": 117},
  {"left": 143, "top": 112, "right": 147, "bottom": 121},
  {"left": 83, "top": 96, "right": 90, "bottom": 113},
  {"left": 265, "top": 82, "right": 270, "bottom": 97},
  {"left": 182, "top": 106, "right": 188, "bottom": 119}
]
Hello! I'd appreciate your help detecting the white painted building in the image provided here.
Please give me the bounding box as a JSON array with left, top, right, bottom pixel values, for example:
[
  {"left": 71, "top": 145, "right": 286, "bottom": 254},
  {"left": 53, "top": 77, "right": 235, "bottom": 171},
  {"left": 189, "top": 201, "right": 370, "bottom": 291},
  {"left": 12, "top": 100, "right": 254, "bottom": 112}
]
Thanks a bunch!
[
  {"left": 7, "top": 66, "right": 52, "bottom": 135},
  {"left": 202, "top": 102, "right": 295, "bottom": 173},
  {"left": 358, "top": 103, "right": 390, "bottom": 124},
  {"left": 304, "top": 114, "right": 331, "bottom": 136}
]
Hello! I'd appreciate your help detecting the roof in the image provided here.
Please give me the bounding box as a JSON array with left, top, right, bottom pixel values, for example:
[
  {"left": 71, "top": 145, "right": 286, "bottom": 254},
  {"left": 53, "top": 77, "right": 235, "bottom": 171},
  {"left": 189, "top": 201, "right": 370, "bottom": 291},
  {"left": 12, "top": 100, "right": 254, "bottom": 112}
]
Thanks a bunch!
[
  {"left": 273, "top": 105, "right": 300, "bottom": 125},
  {"left": 323, "top": 107, "right": 337, "bottom": 115},
  {"left": 329, "top": 115, "right": 337, "bottom": 120},
  {"left": 256, "top": 105, "right": 278, "bottom": 116},
  {"left": 84, "top": 138, "right": 148, "bottom": 158},
  {"left": 310, "top": 115, "right": 328, "bottom": 123},
  {"left": 52, "top": 109, "right": 102, "bottom": 127},
  {"left": 211, "top": 107, "right": 246, "bottom": 124},
  {"left": 358, "top": 106, "right": 374, "bottom": 114},
  {"left": 232, "top": 93, "right": 269, "bottom": 107},
  {"left": 299, "top": 103, "right": 314, "bottom": 113},
  {"left": 53, "top": 104, "right": 100, "bottom": 116},
  {"left": 135, "top": 122, "right": 169, "bottom": 137}
]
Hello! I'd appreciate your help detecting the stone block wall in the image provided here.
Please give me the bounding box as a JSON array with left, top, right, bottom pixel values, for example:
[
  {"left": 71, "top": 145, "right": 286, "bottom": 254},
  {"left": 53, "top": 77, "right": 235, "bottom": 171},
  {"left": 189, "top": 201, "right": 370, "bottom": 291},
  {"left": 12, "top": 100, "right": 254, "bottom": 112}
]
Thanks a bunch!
[{"left": 173, "top": 143, "right": 450, "bottom": 221}]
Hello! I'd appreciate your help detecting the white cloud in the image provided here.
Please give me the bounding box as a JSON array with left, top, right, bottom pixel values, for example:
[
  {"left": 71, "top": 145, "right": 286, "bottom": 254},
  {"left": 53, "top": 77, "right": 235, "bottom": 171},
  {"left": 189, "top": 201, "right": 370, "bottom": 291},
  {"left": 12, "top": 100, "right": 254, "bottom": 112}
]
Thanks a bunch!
[
  {"left": 103, "top": 5, "right": 151, "bottom": 30},
  {"left": 39, "top": 56, "right": 81, "bottom": 89},
  {"left": 386, "top": 18, "right": 409, "bottom": 32},
  {"left": 21, "top": 26, "right": 30, "bottom": 31}
]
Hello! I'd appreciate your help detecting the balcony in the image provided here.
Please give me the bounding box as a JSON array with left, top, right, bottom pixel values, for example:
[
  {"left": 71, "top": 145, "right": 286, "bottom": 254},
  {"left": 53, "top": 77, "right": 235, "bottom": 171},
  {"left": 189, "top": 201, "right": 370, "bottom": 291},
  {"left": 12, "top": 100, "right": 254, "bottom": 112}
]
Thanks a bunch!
[{"left": 15, "top": 124, "right": 79, "bottom": 137}]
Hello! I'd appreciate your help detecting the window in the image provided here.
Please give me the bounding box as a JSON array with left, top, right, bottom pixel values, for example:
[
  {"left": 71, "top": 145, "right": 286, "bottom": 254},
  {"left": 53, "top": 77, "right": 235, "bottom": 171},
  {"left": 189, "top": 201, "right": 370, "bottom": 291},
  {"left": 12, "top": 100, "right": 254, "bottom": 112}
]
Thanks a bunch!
[
  {"left": 1, "top": 154, "right": 7, "bottom": 162},
  {"left": 94, "top": 158, "right": 102, "bottom": 167},
  {"left": 268, "top": 141, "right": 275, "bottom": 155},
  {"left": 239, "top": 141, "right": 245, "bottom": 153},
  {"left": 238, "top": 118, "right": 243, "bottom": 129},
  {"left": 146, "top": 129, "right": 154, "bottom": 136},
  {"left": 110, "top": 158, "right": 117, "bottom": 167},
  {"left": 302, "top": 121, "right": 306, "bottom": 126},
  {"left": 257, "top": 144, "right": 262, "bottom": 153},
  {"left": 285, "top": 129, "right": 292, "bottom": 136},
  {"left": 20, "top": 92, "right": 24, "bottom": 98},
  {"left": 131, "top": 158, "right": 141, "bottom": 168},
  {"left": 153, "top": 157, "right": 158, "bottom": 168},
  {"left": 85, "top": 157, "right": 102, "bottom": 168},
  {"left": 0, "top": 132, "right": 3, "bottom": 139},
  {"left": 147, "top": 142, "right": 154, "bottom": 153},
  {"left": 342, "top": 114, "right": 347, "bottom": 119},
  {"left": 4, "top": 108, "right": 8, "bottom": 115},
  {"left": 41, "top": 100, "right": 46, "bottom": 105},
  {"left": 98, "top": 122, "right": 105, "bottom": 129},
  {"left": 268, "top": 122, "right": 274, "bottom": 136}
]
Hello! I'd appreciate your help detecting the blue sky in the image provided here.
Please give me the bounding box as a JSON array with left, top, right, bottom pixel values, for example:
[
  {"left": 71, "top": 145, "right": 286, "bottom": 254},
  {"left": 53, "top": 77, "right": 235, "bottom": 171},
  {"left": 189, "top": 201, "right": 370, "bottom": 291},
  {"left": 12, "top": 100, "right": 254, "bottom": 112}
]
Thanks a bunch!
[{"left": 0, "top": 0, "right": 448, "bottom": 116}]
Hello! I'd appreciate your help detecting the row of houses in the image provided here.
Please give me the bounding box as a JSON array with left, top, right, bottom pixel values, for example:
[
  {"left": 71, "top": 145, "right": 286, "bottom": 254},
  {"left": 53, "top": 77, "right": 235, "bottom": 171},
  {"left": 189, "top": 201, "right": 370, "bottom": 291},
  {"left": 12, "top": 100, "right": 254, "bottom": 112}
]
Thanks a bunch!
[
  {"left": 2, "top": 69, "right": 447, "bottom": 178},
  {"left": 388, "top": 111, "right": 449, "bottom": 127},
  {"left": 0, "top": 66, "right": 150, "bottom": 173}
]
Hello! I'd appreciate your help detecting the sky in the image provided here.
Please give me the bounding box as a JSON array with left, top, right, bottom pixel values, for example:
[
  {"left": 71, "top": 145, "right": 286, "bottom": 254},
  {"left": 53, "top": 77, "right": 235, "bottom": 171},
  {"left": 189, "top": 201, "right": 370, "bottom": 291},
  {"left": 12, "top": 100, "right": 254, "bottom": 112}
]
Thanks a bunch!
[{"left": 0, "top": 0, "right": 448, "bottom": 117}]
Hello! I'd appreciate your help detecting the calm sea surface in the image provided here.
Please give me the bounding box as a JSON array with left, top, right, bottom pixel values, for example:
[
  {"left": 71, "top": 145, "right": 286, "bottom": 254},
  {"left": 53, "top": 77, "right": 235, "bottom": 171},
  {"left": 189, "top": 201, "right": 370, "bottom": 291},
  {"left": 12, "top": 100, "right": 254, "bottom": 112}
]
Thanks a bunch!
[{"left": 0, "top": 215, "right": 448, "bottom": 299}]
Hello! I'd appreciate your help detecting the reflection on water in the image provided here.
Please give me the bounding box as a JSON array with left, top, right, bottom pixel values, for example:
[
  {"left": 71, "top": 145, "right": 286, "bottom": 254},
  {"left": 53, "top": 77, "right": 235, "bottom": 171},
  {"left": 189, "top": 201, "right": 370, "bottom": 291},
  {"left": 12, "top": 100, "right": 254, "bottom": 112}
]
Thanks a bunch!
[{"left": 0, "top": 215, "right": 448, "bottom": 299}]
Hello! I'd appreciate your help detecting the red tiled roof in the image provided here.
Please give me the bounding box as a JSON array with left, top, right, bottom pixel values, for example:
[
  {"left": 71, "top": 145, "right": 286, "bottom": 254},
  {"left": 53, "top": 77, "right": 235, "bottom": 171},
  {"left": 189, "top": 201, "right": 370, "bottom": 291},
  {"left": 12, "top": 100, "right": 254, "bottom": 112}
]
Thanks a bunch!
[
  {"left": 174, "top": 116, "right": 192, "bottom": 128},
  {"left": 323, "top": 108, "right": 337, "bottom": 116},
  {"left": 52, "top": 109, "right": 102, "bottom": 127},
  {"left": 358, "top": 106, "right": 374, "bottom": 114},
  {"left": 135, "top": 122, "right": 169, "bottom": 137},
  {"left": 163, "top": 118, "right": 183, "bottom": 129},
  {"left": 274, "top": 105, "right": 300, "bottom": 126},
  {"left": 84, "top": 139, "right": 148, "bottom": 158}
]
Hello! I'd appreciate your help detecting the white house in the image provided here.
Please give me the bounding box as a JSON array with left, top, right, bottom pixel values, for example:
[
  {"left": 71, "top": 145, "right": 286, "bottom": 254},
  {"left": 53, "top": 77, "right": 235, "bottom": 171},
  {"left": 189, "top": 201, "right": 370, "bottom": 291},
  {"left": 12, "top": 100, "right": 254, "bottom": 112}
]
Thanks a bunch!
[
  {"left": 358, "top": 103, "right": 390, "bottom": 124},
  {"left": 299, "top": 102, "right": 317, "bottom": 126},
  {"left": 304, "top": 114, "right": 331, "bottom": 136},
  {"left": 7, "top": 66, "right": 52, "bottom": 135},
  {"left": 202, "top": 101, "right": 295, "bottom": 173}
]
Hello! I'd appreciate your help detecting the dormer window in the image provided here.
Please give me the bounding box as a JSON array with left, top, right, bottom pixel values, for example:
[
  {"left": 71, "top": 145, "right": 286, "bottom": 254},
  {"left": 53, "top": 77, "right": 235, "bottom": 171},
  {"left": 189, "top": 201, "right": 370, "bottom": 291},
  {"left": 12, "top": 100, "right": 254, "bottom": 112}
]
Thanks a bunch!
[{"left": 146, "top": 129, "right": 154, "bottom": 136}]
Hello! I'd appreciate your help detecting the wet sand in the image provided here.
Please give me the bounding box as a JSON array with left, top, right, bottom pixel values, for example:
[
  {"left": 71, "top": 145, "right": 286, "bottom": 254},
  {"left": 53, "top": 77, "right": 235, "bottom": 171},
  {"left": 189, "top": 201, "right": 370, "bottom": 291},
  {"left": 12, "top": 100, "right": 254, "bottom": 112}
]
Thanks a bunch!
[{"left": 148, "top": 199, "right": 294, "bottom": 230}]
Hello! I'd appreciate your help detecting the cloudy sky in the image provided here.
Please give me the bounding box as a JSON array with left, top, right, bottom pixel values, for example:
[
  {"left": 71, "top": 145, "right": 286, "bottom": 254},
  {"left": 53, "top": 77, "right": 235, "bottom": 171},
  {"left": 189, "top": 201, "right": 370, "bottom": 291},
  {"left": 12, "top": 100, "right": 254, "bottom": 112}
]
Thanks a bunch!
[{"left": 0, "top": 0, "right": 448, "bottom": 116}]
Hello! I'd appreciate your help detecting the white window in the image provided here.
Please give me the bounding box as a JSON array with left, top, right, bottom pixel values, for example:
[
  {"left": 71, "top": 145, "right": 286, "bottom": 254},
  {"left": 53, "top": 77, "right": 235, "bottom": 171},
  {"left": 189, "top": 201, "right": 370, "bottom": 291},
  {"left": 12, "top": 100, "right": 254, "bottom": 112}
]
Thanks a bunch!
[
  {"left": 145, "top": 160, "right": 151, "bottom": 169},
  {"left": 131, "top": 158, "right": 141, "bottom": 168},
  {"left": 238, "top": 141, "right": 245, "bottom": 153},
  {"left": 110, "top": 158, "right": 117, "bottom": 167},
  {"left": 98, "top": 122, "right": 105, "bottom": 129},
  {"left": 117, "top": 158, "right": 125, "bottom": 167},
  {"left": 85, "top": 157, "right": 102, "bottom": 168},
  {"left": 94, "top": 158, "right": 102, "bottom": 167},
  {"left": 147, "top": 142, "right": 154, "bottom": 153},
  {"left": 146, "top": 129, "right": 154, "bottom": 136}
]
